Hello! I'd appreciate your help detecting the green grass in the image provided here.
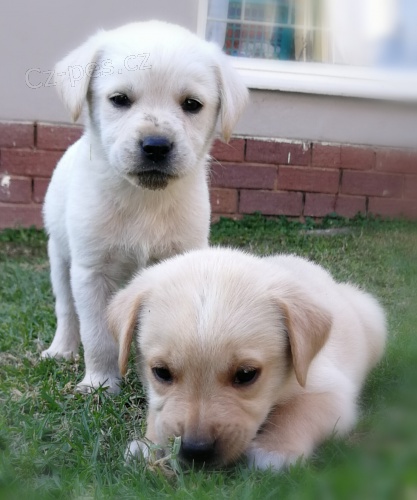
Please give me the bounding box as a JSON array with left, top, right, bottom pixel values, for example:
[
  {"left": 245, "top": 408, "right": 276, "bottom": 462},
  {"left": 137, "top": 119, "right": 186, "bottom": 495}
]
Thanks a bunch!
[{"left": 1, "top": 215, "right": 416, "bottom": 499}]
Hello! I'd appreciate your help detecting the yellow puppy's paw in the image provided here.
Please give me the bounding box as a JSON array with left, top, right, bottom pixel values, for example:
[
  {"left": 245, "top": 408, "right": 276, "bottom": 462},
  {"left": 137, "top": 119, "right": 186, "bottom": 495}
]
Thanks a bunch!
[
  {"left": 246, "top": 446, "right": 299, "bottom": 471},
  {"left": 125, "top": 438, "right": 182, "bottom": 478},
  {"left": 125, "top": 439, "right": 152, "bottom": 462}
]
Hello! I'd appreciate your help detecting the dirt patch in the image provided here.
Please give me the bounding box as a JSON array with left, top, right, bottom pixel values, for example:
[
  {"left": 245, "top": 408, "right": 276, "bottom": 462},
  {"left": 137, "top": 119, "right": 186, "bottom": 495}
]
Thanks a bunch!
[{"left": 302, "top": 228, "right": 352, "bottom": 236}]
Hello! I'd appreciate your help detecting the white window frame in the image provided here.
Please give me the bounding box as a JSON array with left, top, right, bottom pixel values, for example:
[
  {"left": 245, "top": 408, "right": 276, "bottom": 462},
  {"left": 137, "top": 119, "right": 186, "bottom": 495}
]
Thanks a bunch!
[{"left": 197, "top": 0, "right": 417, "bottom": 102}]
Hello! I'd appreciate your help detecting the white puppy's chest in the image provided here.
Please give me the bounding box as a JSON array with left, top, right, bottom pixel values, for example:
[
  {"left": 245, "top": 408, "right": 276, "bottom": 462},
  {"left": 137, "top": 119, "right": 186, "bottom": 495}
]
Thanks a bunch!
[{"left": 70, "top": 195, "right": 186, "bottom": 267}]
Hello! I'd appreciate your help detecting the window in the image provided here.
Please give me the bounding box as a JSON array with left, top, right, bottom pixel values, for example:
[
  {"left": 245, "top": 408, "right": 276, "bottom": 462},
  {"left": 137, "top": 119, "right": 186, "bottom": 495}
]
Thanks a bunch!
[
  {"left": 198, "top": 0, "right": 417, "bottom": 100},
  {"left": 206, "top": 0, "right": 329, "bottom": 63}
]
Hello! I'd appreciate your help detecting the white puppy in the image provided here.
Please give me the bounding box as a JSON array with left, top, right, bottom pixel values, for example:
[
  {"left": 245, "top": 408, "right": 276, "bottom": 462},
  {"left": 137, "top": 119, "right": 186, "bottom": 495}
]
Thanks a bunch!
[
  {"left": 41, "top": 21, "right": 248, "bottom": 393},
  {"left": 108, "top": 248, "right": 386, "bottom": 470}
]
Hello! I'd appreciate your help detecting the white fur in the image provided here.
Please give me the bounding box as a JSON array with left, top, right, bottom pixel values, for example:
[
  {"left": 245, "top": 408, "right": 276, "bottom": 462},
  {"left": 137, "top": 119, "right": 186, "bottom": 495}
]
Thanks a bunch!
[
  {"left": 246, "top": 448, "right": 297, "bottom": 471},
  {"left": 125, "top": 439, "right": 151, "bottom": 462},
  {"left": 108, "top": 248, "right": 387, "bottom": 470},
  {"left": 41, "top": 21, "right": 248, "bottom": 393}
]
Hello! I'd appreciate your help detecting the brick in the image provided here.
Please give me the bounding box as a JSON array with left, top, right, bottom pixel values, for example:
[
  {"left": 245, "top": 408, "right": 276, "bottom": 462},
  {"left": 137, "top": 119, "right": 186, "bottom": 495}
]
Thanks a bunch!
[
  {"left": 0, "top": 203, "right": 43, "bottom": 229},
  {"left": 210, "top": 188, "right": 238, "bottom": 214},
  {"left": 0, "top": 149, "right": 62, "bottom": 177},
  {"left": 340, "top": 146, "right": 375, "bottom": 170},
  {"left": 368, "top": 198, "right": 417, "bottom": 219},
  {"left": 37, "top": 123, "right": 83, "bottom": 151},
  {"left": 33, "top": 178, "right": 50, "bottom": 203},
  {"left": 404, "top": 176, "right": 417, "bottom": 200},
  {"left": 278, "top": 166, "right": 339, "bottom": 194},
  {"left": 376, "top": 149, "right": 417, "bottom": 174},
  {"left": 342, "top": 171, "right": 403, "bottom": 198},
  {"left": 0, "top": 175, "right": 32, "bottom": 203},
  {"left": 335, "top": 195, "right": 366, "bottom": 218},
  {"left": 211, "top": 162, "right": 276, "bottom": 189},
  {"left": 239, "top": 190, "right": 303, "bottom": 216},
  {"left": 0, "top": 122, "right": 34, "bottom": 149},
  {"left": 312, "top": 144, "right": 341, "bottom": 168},
  {"left": 246, "top": 140, "right": 310, "bottom": 166},
  {"left": 211, "top": 139, "right": 245, "bottom": 162},
  {"left": 304, "top": 193, "right": 336, "bottom": 217}
]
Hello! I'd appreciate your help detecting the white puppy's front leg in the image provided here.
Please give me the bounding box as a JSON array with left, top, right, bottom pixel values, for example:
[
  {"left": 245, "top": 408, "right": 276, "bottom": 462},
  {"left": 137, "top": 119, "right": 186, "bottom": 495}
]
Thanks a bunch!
[
  {"left": 71, "top": 262, "right": 121, "bottom": 394},
  {"left": 42, "top": 238, "right": 80, "bottom": 360}
]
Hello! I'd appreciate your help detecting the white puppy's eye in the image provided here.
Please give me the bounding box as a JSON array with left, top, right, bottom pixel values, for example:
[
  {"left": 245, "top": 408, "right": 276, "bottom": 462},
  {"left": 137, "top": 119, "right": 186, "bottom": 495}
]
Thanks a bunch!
[
  {"left": 109, "top": 93, "right": 131, "bottom": 108},
  {"left": 233, "top": 368, "right": 259, "bottom": 386},
  {"left": 181, "top": 98, "right": 203, "bottom": 114},
  {"left": 152, "top": 366, "right": 173, "bottom": 384}
]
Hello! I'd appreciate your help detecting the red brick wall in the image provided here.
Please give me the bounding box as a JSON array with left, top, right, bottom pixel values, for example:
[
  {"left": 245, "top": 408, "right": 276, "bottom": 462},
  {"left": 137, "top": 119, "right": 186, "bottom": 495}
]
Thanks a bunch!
[
  {"left": 0, "top": 122, "right": 83, "bottom": 229},
  {"left": 0, "top": 121, "right": 416, "bottom": 229},
  {"left": 211, "top": 139, "right": 417, "bottom": 221}
]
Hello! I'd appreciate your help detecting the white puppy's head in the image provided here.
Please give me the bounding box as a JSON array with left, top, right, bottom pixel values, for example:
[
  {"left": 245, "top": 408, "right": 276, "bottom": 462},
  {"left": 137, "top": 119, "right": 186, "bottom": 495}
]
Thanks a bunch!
[
  {"left": 55, "top": 21, "right": 248, "bottom": 190},
  {"left": 108, "top": 248, "right": 331, "bottom": 467}
]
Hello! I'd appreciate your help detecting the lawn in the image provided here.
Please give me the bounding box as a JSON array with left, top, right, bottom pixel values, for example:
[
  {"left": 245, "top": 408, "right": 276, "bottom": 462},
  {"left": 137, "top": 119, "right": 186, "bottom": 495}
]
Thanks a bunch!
[{"left": 0, "top": 216, "right": 416, "bottom": 499}]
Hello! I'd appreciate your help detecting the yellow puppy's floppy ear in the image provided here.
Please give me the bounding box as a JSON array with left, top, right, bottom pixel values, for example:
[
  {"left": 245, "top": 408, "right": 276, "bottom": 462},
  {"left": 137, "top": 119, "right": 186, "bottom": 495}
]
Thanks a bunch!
[
  {"left": 54, "top": 30, "right": 105, "bottom": 122},
  {"left": 278, "top": 295, "right": 332, "bottom": 387},
  {"left": 107, "top": 286, "right": 144, "bottom": 377},
  {"left": 212, "top": 48, "right": 249, "bottom": 142}
]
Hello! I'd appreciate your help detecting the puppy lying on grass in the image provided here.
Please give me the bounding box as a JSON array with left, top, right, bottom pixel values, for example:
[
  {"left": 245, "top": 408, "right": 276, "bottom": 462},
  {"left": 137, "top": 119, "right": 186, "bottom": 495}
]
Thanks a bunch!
[{"left": 108, "top": 248, "right": 386, "bottom": 471}]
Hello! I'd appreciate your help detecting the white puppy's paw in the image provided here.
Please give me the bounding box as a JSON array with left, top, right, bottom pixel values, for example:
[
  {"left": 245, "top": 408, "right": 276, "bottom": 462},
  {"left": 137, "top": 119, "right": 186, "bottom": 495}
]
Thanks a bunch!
[
  {"left": 246, "top": 447, "right": 299, "bottom": 471},
  {"left": 125, "top": 439, "right": 151, "bottom": 462},
  {"left": 76, "top": 373, "right": 121, "bottom": 395},
  {"left": 41, "top": 347, "right": 78, "bottom": 361}
]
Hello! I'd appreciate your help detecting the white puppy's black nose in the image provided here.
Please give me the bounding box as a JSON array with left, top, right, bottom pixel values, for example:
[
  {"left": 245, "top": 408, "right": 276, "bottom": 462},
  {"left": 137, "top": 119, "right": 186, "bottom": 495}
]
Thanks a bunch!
[
  {"left": 179, "top": 439, "right": 216, "bottom": 465},
  {"left": 141, "top": 136, "right": 173, "bottom": 163}
]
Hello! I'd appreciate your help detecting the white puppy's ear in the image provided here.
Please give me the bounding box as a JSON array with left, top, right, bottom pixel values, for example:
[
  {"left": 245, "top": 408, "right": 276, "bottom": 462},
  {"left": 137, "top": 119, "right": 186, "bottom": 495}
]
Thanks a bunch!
[
  {"left": 54, "top": 30, "right": 105, "bottom": 122},
  {"left": 107, "top": 286, "right": 144, "bottom": 377},
  {"left": 278, "top": 295, "right": 332, "bottom": 387},
  {"left": 213, "top": 48, "right": 249, "bottom": 142}
]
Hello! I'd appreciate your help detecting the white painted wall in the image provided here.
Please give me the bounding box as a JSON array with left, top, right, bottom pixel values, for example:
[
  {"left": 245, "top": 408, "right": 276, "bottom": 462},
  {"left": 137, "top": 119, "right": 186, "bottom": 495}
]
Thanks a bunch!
[
  {"left": 238, "top": 90, "right": 417, "bottom": 149},
  {"left": 0, "top": 0, "right": 198, "bottom": 123}
]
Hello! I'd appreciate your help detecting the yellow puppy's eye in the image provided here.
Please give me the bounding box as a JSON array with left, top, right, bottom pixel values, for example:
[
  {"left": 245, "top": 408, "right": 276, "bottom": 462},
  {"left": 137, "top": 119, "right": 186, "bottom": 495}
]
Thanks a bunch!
[
  {"left": 181, "top": 98, "right": 203, "bottom": 113},
  {"left": 152, "top": 366, "right": 173, "bottom": 384},
  {"left": 233, "top": 368, "right": 259, "bottom": 386}
]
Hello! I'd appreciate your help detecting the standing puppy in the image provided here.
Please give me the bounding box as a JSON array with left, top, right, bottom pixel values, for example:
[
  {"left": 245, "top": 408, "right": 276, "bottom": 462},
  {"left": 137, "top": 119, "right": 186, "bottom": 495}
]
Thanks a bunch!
[
  {"left": 42, "top": 21, "right": 248, "bottom": 393},
  {"left": 108, "top": 248, "right": 386, "bottom": 470}
]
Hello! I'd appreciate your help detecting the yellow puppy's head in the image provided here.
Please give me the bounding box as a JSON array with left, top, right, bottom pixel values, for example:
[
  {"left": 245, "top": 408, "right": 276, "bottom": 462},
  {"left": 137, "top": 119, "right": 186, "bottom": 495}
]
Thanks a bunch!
[{"left": 108, "top": 248, "right": 331, "bottom": 466}]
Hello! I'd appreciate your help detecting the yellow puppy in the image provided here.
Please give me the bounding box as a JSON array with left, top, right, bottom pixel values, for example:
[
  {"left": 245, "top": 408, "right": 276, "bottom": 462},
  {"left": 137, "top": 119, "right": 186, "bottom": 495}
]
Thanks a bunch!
[{"left": 108, "top": 248, "right": 386, "bottom": 470}]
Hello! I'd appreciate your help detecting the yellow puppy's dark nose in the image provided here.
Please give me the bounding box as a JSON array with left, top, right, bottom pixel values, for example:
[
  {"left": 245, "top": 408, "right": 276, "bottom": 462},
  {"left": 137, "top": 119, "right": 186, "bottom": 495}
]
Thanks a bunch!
[{"left": 180, "top": 439, "right": 216, "bottom": 465}]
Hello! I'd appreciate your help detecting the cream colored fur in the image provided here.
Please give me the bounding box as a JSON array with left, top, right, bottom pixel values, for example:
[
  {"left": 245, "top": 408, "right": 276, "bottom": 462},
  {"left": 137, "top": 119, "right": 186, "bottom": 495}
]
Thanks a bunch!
[
  {"left": 108, "top": 248, "right": 386, "bottom": 470},
  {"left": 41, "top": 21, "right": 248, "bottom": 393}
]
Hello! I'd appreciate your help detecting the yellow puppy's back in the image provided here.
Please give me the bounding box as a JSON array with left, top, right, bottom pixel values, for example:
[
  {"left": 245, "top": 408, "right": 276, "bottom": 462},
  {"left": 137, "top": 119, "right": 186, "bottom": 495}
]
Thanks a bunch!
[{"left": 336, "top": 283, "right": 387, "bottom": 369}]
